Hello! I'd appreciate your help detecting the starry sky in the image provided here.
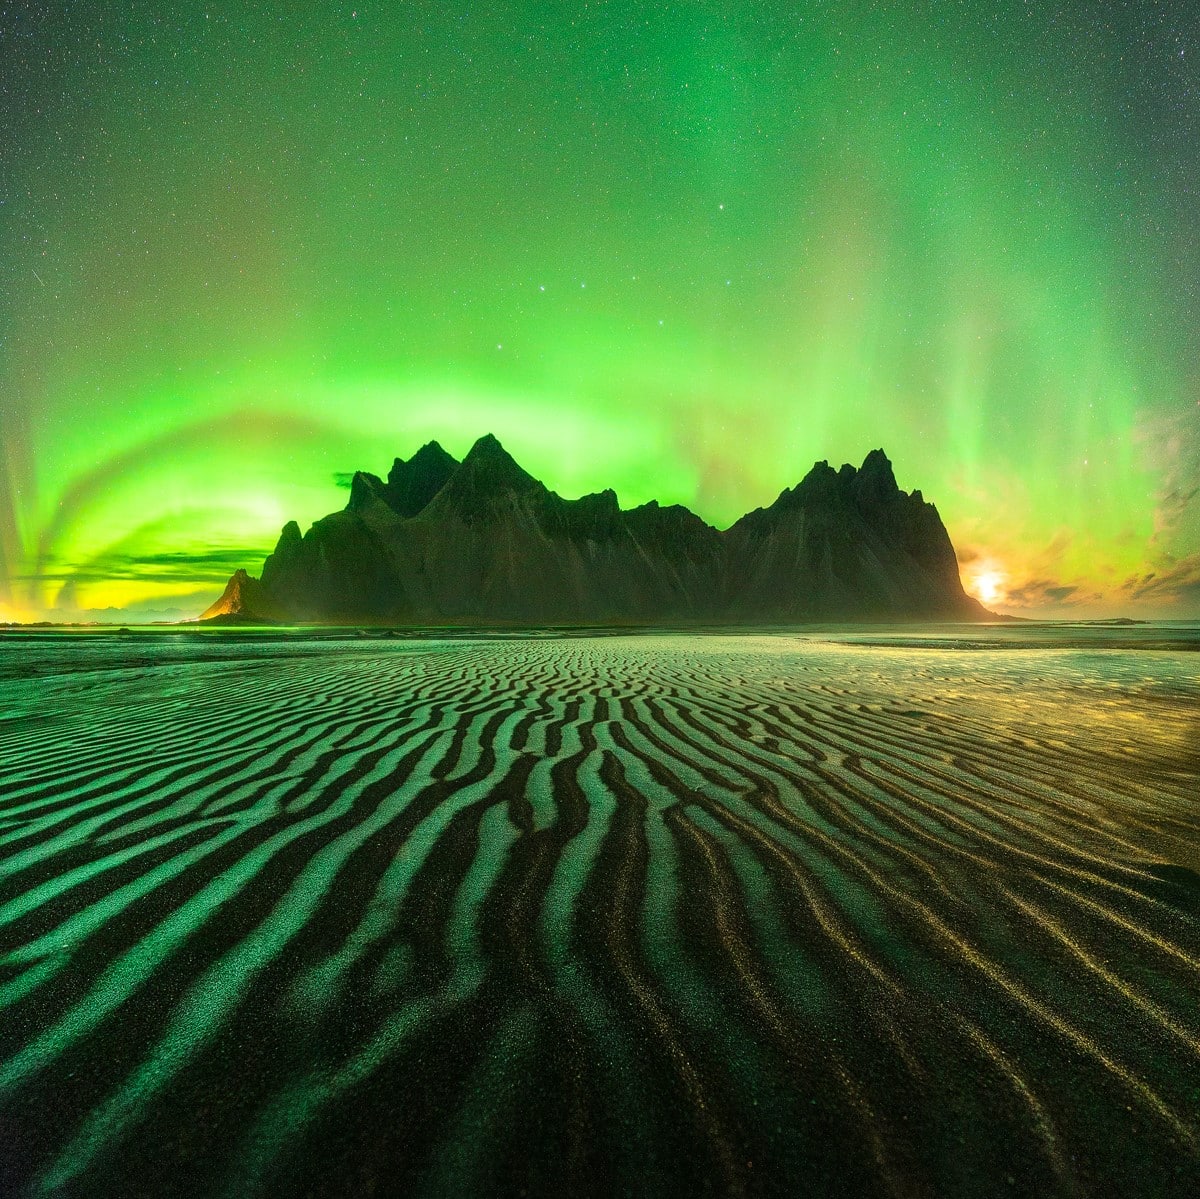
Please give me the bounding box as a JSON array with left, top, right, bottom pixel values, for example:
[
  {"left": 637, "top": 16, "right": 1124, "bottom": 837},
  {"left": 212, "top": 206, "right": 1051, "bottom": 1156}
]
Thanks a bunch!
[{"left": 2, "top": 1, "right": 1198, "bottom": 621}]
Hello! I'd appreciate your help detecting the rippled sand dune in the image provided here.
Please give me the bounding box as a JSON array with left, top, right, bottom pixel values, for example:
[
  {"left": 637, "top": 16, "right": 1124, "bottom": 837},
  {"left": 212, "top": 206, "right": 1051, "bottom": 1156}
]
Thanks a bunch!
[{"left": 1, "top": 631, "right": 1198, "bottom": 1198}]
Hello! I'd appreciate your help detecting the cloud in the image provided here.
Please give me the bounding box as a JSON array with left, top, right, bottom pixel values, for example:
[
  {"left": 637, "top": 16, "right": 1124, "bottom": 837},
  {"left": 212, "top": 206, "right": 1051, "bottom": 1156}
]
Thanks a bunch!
[
  {"left": 55, "top": 578, "right": 79, "bottom": 612},
  {"left": 1157, "top": 484, "right": 1200, "bottom": 537},
  {"left": 1043, "top": 585, "right": 1080, "bottom": 603},
  {"left": 24, "top": 547, "right": 261, "bottom": 589},
  {"left": 333, "top": 472, "right": 356, "bottom": 490},
  {"left": 1133, "top": 409, "right": 1200, "bottom": 545},
  {"left": 1120, "top": 552, "right": 1200, "bottom": 603},
  {"left": 1002, "top": 578, "right": 1089, "bottom": 608}
]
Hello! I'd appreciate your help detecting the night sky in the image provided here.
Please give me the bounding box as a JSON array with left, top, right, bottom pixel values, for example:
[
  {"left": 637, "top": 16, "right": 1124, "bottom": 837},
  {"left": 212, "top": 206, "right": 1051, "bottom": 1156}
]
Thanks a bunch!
[{"left": 2, "top": 1, "right": 1198, "bottom": 620}]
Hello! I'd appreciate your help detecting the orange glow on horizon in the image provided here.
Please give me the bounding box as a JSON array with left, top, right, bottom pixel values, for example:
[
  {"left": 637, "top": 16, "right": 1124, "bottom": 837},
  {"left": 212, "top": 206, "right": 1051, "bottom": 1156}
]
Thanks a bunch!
[
  {"left": 64, "top": 580, "right": 219, "bottom": 614},
  {"left": 0, "top": 600, "right": 36, "bottom": 624},
  {"left": 966, "top": 563, "right": 1008, "bottom": 607}
]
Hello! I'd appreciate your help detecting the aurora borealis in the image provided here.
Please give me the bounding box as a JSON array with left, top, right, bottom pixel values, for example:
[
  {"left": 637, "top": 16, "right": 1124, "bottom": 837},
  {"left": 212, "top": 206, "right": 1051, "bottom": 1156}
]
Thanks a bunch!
[{"left": 2, "top": 2, "right": 1198, "bottom": 621}]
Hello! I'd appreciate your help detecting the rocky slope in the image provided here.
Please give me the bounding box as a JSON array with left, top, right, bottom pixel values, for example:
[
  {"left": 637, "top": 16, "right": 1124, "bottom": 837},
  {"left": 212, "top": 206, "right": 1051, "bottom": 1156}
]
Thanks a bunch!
[
  {"left": 199, "top": 569, "right": 281, "bottom": 623},
  {"left": 204, "top": 435, "right": 988, "bottom": 624}
]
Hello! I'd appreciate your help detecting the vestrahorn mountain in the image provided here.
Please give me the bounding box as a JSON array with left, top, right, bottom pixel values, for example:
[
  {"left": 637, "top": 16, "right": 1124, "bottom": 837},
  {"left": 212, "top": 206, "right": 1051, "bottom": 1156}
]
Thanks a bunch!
[{"left": 202, "top": 435, "right": 988, "bottom": 624}]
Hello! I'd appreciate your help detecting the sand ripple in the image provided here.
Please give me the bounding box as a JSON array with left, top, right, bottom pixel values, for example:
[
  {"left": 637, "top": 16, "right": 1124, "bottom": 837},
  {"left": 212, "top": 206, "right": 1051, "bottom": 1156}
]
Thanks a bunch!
[{"left": 0, "top": 632, "right": 1198, "bottom": 1197}]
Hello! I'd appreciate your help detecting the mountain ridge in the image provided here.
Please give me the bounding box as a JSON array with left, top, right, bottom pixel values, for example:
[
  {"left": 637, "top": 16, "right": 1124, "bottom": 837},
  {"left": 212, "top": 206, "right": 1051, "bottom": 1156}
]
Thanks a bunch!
[{"left": 201, "top": 435, "right": 989, "bottom": 624}]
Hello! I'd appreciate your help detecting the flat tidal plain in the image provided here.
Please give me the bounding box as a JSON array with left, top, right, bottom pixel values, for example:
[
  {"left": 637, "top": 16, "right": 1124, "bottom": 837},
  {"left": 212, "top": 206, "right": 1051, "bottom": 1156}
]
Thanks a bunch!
[{"left": 0, "top": 627, "right": 1198, "bottom": 1198}]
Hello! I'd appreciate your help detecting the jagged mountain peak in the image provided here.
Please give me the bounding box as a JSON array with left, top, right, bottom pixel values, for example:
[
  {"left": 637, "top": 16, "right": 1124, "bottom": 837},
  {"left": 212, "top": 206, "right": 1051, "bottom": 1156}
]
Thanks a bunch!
[
  {"left": 389, "top": 439, "right": 458, "bottom": 481},
  {"left": 385, "top": 441, "right": 460, "bottom": 517},
  {"left": 428, "top": 434, "right": 543, "bottom": 516},
  {"left": 468, "top": 432, "right": 504, "bottom": 454},
  {"left": 462, "top": 432, "right": 530, "bottom": 474},
  {"left": 758, "top": 449, "right": 906, "bottom": 518},
  {"left": 793, "top": 459, "right": 842, "bottom": 502},
  {"left": 575, "top": 487, "right": 620, "bottom": 511},
  {"left": 200, "top": 568, "right": 276, "bottom": 623},
  {"left": 278, "top": 520, "right": 302, "bottom": 548},
  {"left": 347, "top": 470, "right": 387, "bottom": 513},
  {"left": 851, "top": 448, "right": 900, "bottom": 505},
  {"left": 415, "top": 437, "right": 452, "bottom": 459}
]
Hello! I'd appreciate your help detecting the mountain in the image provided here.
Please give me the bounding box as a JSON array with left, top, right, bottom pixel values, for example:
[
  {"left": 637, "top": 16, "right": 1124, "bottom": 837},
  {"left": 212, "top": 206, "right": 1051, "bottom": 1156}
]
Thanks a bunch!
[
  {"left": 724, "top": 450, "right": 975, "bottom": 618},
  {"left": 347, "top": 439, "right": 459, "bottom": 518},
  {"left": 205, "top": 435, "right": 989, "bottom": 624},
  {"left": 199, "top": 569, "right": 280, "bottom": 623}
]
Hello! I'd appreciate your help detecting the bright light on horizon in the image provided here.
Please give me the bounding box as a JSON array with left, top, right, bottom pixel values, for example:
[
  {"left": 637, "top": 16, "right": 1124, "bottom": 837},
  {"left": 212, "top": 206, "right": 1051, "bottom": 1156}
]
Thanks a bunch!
[
  {"left": 0, "top": 601, "right": 35, "bottom": 624},
  {"left": 968, "top": 565, "right": 1007, "bottom": 607}
]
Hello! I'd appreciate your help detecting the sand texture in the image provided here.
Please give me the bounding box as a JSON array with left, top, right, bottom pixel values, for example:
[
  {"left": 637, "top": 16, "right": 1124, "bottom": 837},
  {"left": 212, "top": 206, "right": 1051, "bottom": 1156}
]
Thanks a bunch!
[{"left": 0, "top": 629, "right": 1198, "bottom": 1197}]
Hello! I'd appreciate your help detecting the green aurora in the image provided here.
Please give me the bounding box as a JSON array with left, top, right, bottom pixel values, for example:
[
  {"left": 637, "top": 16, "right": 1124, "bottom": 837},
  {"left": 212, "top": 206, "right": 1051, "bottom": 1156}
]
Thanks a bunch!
[{"left": 2, "top": 2, "right": 1198, "bottom": 619}]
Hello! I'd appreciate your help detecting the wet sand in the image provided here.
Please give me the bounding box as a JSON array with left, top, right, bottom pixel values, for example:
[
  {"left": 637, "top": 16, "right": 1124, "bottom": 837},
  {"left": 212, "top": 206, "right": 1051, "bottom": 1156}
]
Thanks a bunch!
[{"left": 0, "top": 629, "right": 1198, "bottom": 1197}]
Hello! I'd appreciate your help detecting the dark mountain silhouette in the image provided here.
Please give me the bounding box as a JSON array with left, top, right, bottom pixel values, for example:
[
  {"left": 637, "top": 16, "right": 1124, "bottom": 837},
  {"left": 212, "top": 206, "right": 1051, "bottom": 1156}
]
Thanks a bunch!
[
  {"left": 202, "top": 435, "right": 989, "bottom": 624},
  {"left": 723, "top": 450, "right": 975, "bottom": 618},
  {"left": 347, "top": 439, "right": 459, "bottom": 518}
]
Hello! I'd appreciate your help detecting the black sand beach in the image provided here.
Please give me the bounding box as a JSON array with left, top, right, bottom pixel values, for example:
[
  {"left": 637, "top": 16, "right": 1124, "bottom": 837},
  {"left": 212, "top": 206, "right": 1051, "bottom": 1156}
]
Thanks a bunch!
[{"left": 1, "top": 627, "right": 1198, "bottom": 1197}]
